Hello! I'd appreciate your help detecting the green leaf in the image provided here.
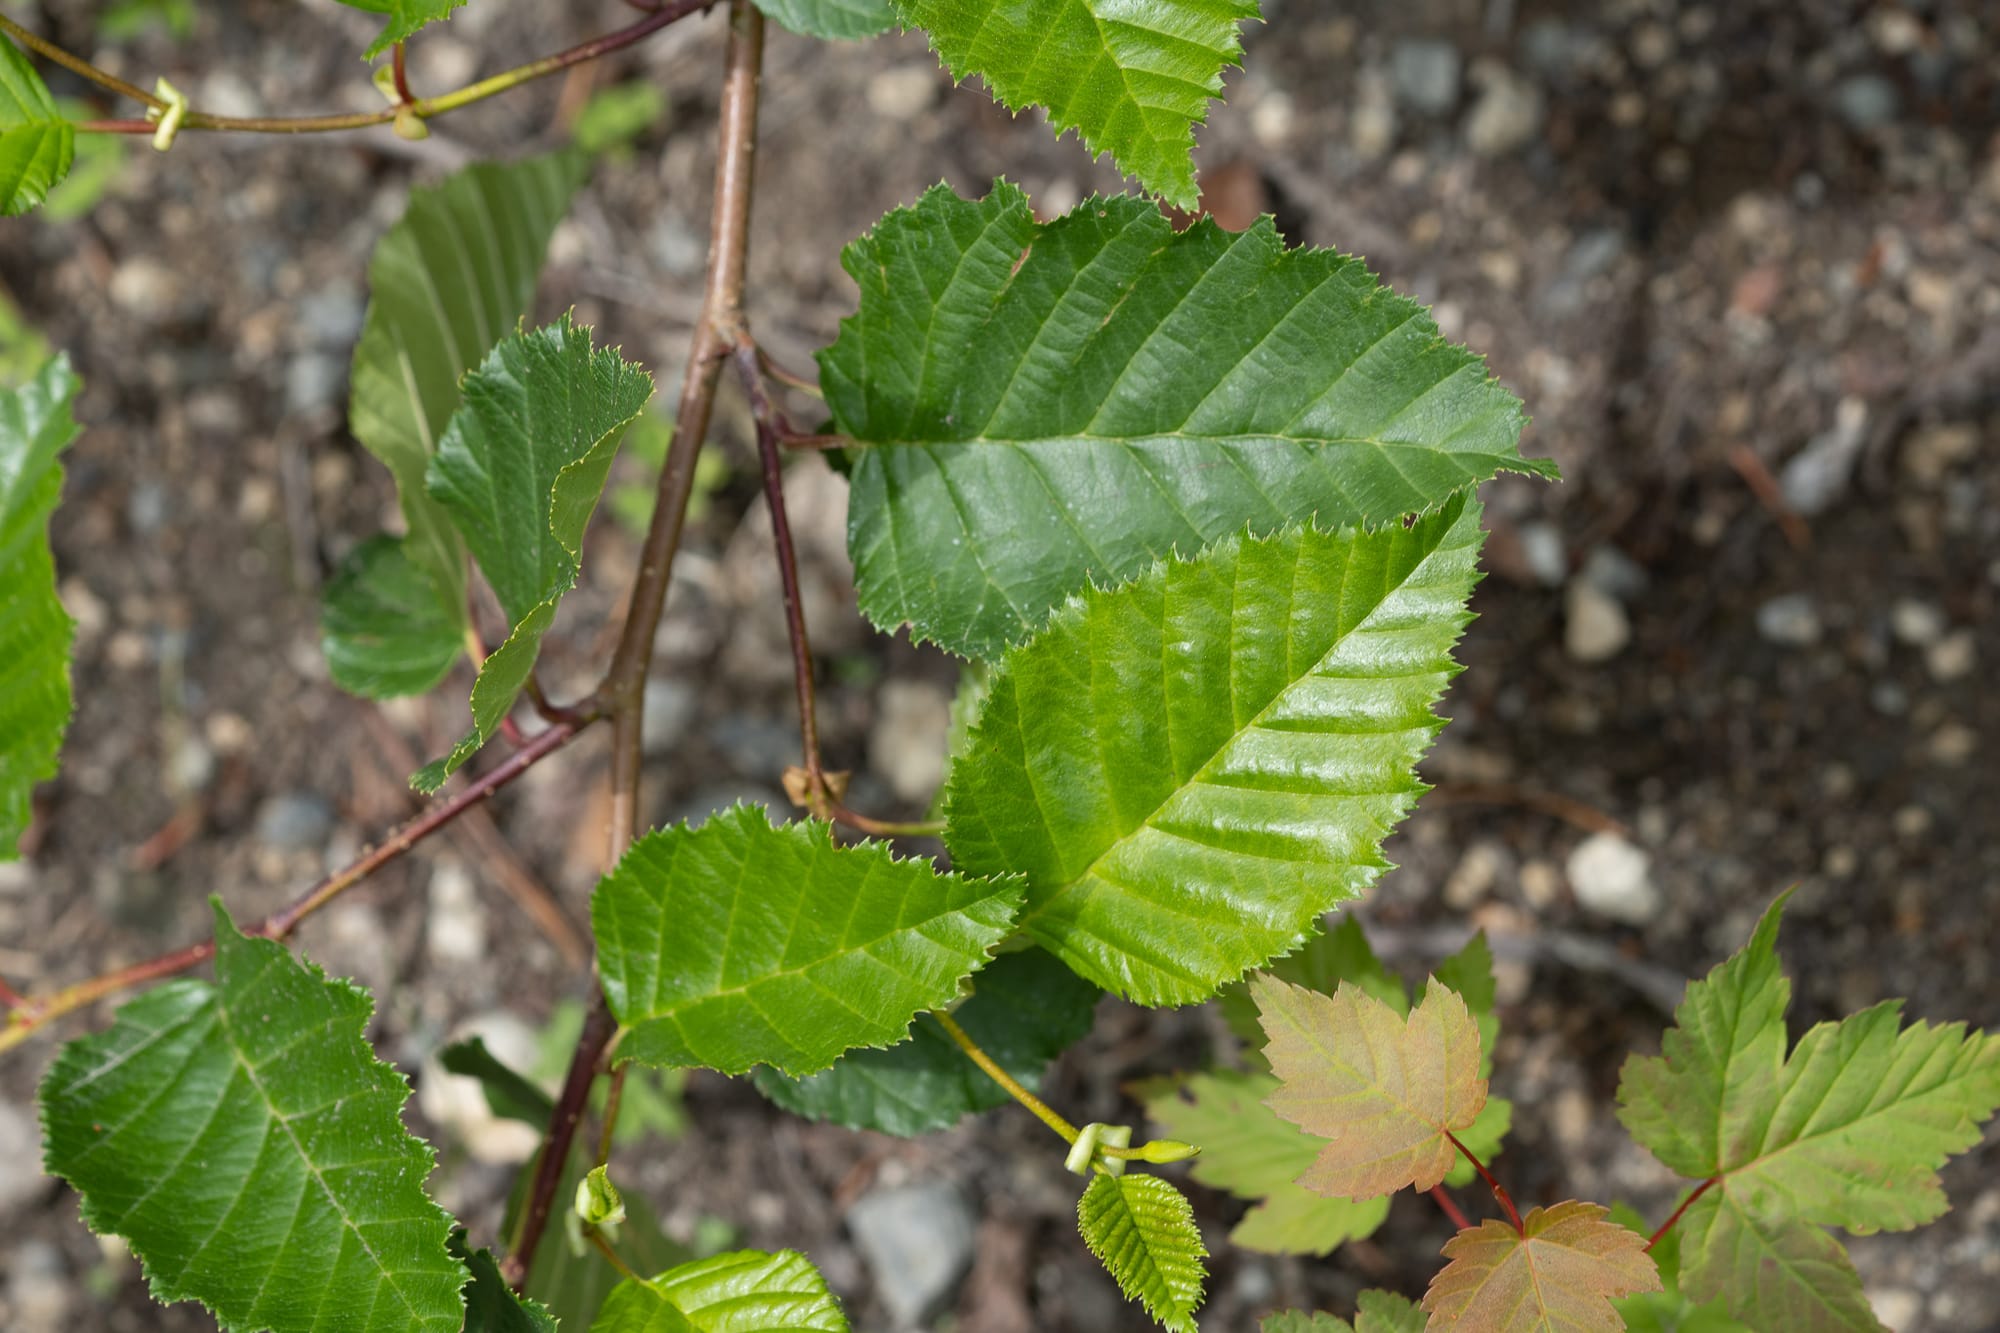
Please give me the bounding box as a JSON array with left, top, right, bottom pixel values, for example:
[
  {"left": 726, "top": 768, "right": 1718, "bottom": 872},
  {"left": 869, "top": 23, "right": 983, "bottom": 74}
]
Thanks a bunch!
[
  {"left": 39, "top": 902, "right": 466, "bottom": 1333},
  {"left": 1076, "top": 1172, "right": 1207, "bottom": 1333},
  {"left": 895, "top": 0, "right": 1256, "bottom": 207},
  {"left": 943, "top": 497, "right": 1484, "bottom": 1005},
  {"left": 0, "top": 355, "right": 81, "bottom": 859},
  {"left": 593, "top": 803, "right": 1025, "bottom": 1075},
  {"left": 1353, "top": 1290, "right": 1426, "bottom": 1333},
  {"left": 0, "top": 35, "right": 73, "bottom": 216},
  {"left": 40, "top": 97, "right": 123, "bottom": 221},
  {"left": 518, "top": 1139, "right": 691, "bottom": 1331},
  {"left": 755, "top": 0, "right": 893, "bottom": 40},
  {"left": 823, "top": 183, "right": 1544, "bottom": 660},
  {"left": 1138, "top": 1070, "right": 1389, "bottom": 1256},
  {"left": 1220, "top": 916, "right": 1407, "bottom": 1051},
  {"left": 442, "top": 1034, "right": 558, "bottom": 1126},
  {"left": 754, "top": 945, "right": 1098, "bottom": 1135},
  {"left": 593, "top": 1249, "right": 851, "bottom": 1333},
  {"left": 1675, "top": 1191, "right": 1882, "bottom": 1332},
  {"left": 457, "top": 1230, "right": 558, "bottom": 1333},
  {"left": 414, "top": 314, "right": 653, "bottom": 789},
  {"left": 321, "top": 534, "right": 465, "bottom": 698},
  {"left": 337, "top": 0, "right": 467, "bottom": 59},
  {"left": 334, "top": 151, "right": 587, "bottom": 698},
  {"left": 1261, "top": 1313, "right": 1351, "bottom": 1333}
]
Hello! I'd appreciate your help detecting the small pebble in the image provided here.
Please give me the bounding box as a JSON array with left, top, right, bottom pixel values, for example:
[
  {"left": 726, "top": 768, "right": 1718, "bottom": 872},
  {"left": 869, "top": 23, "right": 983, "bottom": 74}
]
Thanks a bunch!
[
  {"left": 1444, "top": 840, "right": 1506, "bottom": 910},
  {"left": 1756, "top": 594, "right": 1822, "bottom": 647},
  {"left": 426, "top": 861, "right": 485, "bottom": 963},
  {"left": 254, "top": 792, "right": 335, "bottom": 852},
  {"left": 846, "top": 1183, "right": 978, "bottom": 1328},
  {"left": 1463, "top": 63, "right": 1544, "bottom": 157},
  {"left": 869, "top": 680, "right": 952, "bottom": 804},
  {"left": 867, "top": 64, "right": 939, "bottom": 120},
  {"left": 1564, "top": 582, "right": 1630, "bottom": 662},
  {"left": 1390, "top": 39, "right": 1462, "bottom": 115},
  {"left": 1928, "top": 723, "right": 1975, "bottom": 766},
  {"left": 1566, "top": 831, "right": 1660, "bottom": 925},
  {"left": 1889, "top": 598, "right": 1946, "bottom": 646},
  {"left": 1516, "top": 522, "right": 1567, "bottom": 587},
  {"left": 1925, "top": 630, "right": 1975, "bottom": 682},
  {"left": 1519, "top": 859, "right": 1561, "bottom": 911}
]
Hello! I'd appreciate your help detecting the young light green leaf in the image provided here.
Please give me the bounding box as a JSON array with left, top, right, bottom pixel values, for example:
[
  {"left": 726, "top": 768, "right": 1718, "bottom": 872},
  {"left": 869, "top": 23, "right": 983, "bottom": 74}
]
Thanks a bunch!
[
  {"left": 457, "top": 1230, "right": 559, "bottom": 1333},
  {"left": 1076, "top": 1172, "right": 1208, "bottom": 1333},
  {"left": 39, "top": 903, "right": 466, "bottom": 1333},
  {"left": 823, "top": 182, "right": 1545, "bottom": 659},
  {"left": 337, "top": 0, "right": 467, "bottom": 59},
  {"left": 593, "top": 804, "right": 1024, "bottom": 1075},
  {"left": 1258, "top": 975, "right": 1487, "bottom": 1199},
  {"left": 1674, "top": 1191, "right": 1882, "bottom": 1332},
  {"left": 1, "top": 356, "right": 80, "bottom": 859},
  {"left": 1422, "top": 1201, "right": 1660, "bottom": 1331},
  {"left": 592, "top": 1249, "right": 851, "bottom": 1333},
  {"left": 1261, "top": 1313, "right": 1352, "bottom": 1333},
  {"left": 754, "top": 945, "right": 1098, "bottom": 1135},
  {"left": 321, "top": 534, "right": 466, "bottom": 697},
  {"left": 414, "top": 314, "right": 652, "bottom": 789},
  {"left": 896, "top": 1, "right": 1256, "bottom": 207},
  {"left": 1137, "top": 1070, "right": 1390, "bottom": 1255},
  {"left": 332, "top": 151, "right": 587, "bottom": 699},
  {"left": 0, "top": 35, "right": 73, "bottom": 216},
  {"left": 756, "top": 0, "right": 893, "bottom": 40},
  {"left": 1264, "top": 1292, "right": 1425, "bottom": 1333},
  {"left": 944, "top": 498, "right": 1484, "bottom": 1005}
]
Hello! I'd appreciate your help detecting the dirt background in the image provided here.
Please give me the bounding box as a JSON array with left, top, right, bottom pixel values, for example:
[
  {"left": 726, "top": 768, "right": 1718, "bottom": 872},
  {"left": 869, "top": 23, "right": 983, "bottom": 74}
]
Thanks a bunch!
[{"left": 2, "top": 0, "right": 1997, "bottom": 1328}]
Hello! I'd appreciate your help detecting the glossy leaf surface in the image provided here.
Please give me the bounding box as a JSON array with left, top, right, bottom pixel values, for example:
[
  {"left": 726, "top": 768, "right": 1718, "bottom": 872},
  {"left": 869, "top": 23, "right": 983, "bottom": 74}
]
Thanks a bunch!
[
  {"left": 1422, "top": 1201, "right": 1660, "bottom": 1331},
  {"left": 40, "top": 904, "right": 465, "bottom": 1333},
  {"left": 823, "top": 182, "right": 1543, "bottom": 658},
  {"left": 754, "top": 946, "right": 1098, "bottom": 1135},
  {"left": 592, "top": 1249, "right": 850, "bottom": 1333},
  {"left": 896, "top": 0, "right": 1256, "bottom": 207},
  {"left": 0, "top": 356, "right": 79, "bottom": 858},
  {"left": 944, "top": 499, "right": 1483, "bottom": 1004},
  {"left": 0, "top": 35, "right": 72, "bottom": 216},
  {"left": 594, "top": 804, "right": 1024, "bottom": 1075},
  {"left": 1076, "top": 1172, "right": 1207, "bottom": 1333}
]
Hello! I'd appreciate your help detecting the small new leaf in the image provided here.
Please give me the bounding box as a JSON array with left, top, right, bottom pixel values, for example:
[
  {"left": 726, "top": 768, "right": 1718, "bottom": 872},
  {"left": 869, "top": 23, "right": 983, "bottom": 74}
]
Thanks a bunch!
[
  {"left": 336, "top": 0, "right": 467, "bottom": 59},
  {"left": 1258, "top": 974, "right": 1486, "bottom": 1199},
  {"left": 944, "top": 499, "right": 1485, "bottom": 1005},
  {"left": 824, "top": 182, "right": 1546, "bottom": 659},
  {"left": 40, "top": 903, "right": 466, "bottom": 1333},
  {"left": 1423, "top": 1201, "right": 1661, "bottom": 1332},
  {"left": 895, "top": 1, "right": 1257, "bottom": 207},
  {"left": 1076, "top": 1172, "right": 1207, "bottom": 1333},
  {"left": 593, "top": 804, "right": 1024, "bottom": 1075},
  {"left": 0, "top": 36, "right": 73, "bottom": 215},
  {"left": 0, "top": 356, "right": 80, "bottom": 858}
]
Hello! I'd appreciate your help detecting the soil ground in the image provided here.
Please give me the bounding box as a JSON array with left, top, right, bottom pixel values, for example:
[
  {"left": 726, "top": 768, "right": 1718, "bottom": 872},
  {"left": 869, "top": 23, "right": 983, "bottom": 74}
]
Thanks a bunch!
[{"left": 2, "top": 0, "right": 1997, "bottom": 1329}]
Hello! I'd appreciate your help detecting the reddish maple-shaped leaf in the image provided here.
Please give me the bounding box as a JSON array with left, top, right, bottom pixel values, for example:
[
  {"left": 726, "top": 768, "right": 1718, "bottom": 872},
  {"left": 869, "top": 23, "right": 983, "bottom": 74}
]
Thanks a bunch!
[
  {"left": 1422, "top": 1201, "right": 1661, "bottom": 1331},
  {"left": 1257, "top": 974, "right": 1486, "bottom": 1199}
]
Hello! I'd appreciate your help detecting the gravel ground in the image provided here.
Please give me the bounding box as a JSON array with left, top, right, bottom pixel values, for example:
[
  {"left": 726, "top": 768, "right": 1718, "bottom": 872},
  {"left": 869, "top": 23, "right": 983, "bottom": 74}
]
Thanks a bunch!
[{"left": 2, "top": 0, "right": 1996, "bottom": 1329}]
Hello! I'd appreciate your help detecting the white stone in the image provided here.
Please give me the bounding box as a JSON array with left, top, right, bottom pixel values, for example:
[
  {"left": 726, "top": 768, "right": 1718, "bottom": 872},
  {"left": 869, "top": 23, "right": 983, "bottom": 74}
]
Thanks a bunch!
[
  {"left": 869, "top": 680, "right": 953, "bottom": 804},
  {"left": 1564, "top": 581, "right": 1630, "bottom": 662},
  {"left": 1756, "top": 594, "right": 1822, "bottom": 647},
  {"left": 1926, "top": 629, "right": 1975, "bottom": 682},
  {"left": 426, "top": 860, "right": 485, "bottom": 963},
  {"left": 1566, "top": 832, "right": 1660, "bottom": 925},
  {"left": 0, "top": 1100, "right": 48, "bottom": 1212},
  {"left": 867, "top": 64, "right": 939, "bottom": 120},
  {"left": 1889, "top": 598, "right": 1946, "bottom": 646}
]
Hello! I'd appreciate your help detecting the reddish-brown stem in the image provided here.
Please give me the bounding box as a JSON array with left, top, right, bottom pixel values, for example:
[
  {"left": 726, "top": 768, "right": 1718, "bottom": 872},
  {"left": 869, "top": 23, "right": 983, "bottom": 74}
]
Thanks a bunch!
[
  {"left": 1446, "top": 1129, "right": 1522, "bottom": 1233},
  {"left": 391, "top": 41, "right": 414, "bottom": 104},
  {"left": 526, "top": 674, "right": 588, "bottom": 727},
  {"left": 0, "top": 717, "right": 588, "bottom": 1055},
  {"left": 1647, "top": 1176, "right": 1721, "bottom": 1251},
  {"left": 1429, "top": 1185, "right": 1473, "bottom": 1232},
  {"left": 757, "top": 347, "right": 823, "bottom": 397},
  {"left": 736, "top": 340, "right": 827, "bottom": 812},
  {"left": 509, "top": 0, "right": 767, "bottom": 1290},
  {"left": 828, "top": 803, "right": 944, "bottom": 839},
  {"left": 778, "top": 433, "right": 853, "bottom": 452},
  {"left": 595, "top": 1062, "right": 630, "bottom": 1168}
]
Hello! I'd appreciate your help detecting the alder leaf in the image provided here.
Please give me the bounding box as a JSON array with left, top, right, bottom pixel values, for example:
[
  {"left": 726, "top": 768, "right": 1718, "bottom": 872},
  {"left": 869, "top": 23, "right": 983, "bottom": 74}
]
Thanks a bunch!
[
  {"left": 755, "top": 0, "right": 893, "bottom": 40},
  {"left": 336, "top": 0, "right": 466, "bottom": 59},
  {"left": 330, "top": 151, "right": 587, "bottom": 699},
  {"left": 754, "top": 945, "right": 1099, "bottom": 1135},
  {"left": 0, "top": 35, "right": 73, "bottom": 216},
  {"left": 1136, "top": 1070, "right": 1389, "bottom": 1256},
  {"left": 592, "top": 1249, "right": 850, "bottom": 1333},
  {"left": 39, "top": 903, "right": 466, "bottom": 1333},
  {"left": 0, "top": 355, "right": 80, "bottom": 858},
  {"left": 457, "top": 1230, "right": 558, "bottom": 1333},
  {"left": 1076, "top": 1172, "right": 1207, "bottom": 1333},
  {"left": 943, "top": 498, "right": 1484, "bottom": 1005},
  {"left": 1422, "top": 1201, "right": 1661, "bottom": 1331},
  {"left": 593, "top": 804, "right": 1024, "bottom": 1075},
  {"left": 895, "top": 1, "right": 1257, "bottom": 207},
  {"left": 1257, "top": 974, "right": 1486, "bottom": 1199},
  {"left": 822, "top": 182, "right": 1546, "bottom": 659},
  {"left": 413, "top": 315, "right": 653, "bottom": 790}
]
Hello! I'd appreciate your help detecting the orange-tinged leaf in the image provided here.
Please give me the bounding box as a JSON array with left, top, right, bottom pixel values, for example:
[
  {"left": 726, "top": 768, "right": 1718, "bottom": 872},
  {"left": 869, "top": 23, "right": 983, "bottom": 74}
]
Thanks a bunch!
[
  {"left": 1422, "top": 1201, "right": 1661, "bottom": 1331},
  {"left": 1257, "top": 973, "right": 1487, "bottom": 1199}
]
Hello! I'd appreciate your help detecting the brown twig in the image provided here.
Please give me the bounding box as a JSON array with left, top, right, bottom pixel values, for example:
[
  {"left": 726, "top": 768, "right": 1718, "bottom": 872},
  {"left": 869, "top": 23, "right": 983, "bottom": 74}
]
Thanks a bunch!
[
  {"left": 507, "top": 0, "right": 768, "bottom": 1291},
  {"left": 1647, "top": 1176, "right": 1720, "bottom": 1251},
  {"left": 0, "top": 14, "right": 164, "bottom": 109},
  {"left": 0, "top": 717, "right": 588, "bottom": 1056},
  {"left": 1446, "top": 1128, "right": 1522, "bottom": 1233},
  {"left": 1727, "top": 444, "right": 1811, "bottom": 551}
]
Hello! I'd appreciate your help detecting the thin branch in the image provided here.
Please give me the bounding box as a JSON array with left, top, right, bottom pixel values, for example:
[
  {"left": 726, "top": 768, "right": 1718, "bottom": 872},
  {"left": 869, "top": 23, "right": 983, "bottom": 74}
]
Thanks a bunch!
[
  {"left": 757, "top": 347, "right": 823, "bottom": 398},
  {"left": 508, "top": 0, "right": 767, "bottom": 1290},
  {"left": 1429, "top": 1184, "right": 1473, "bottom": 1232},
  {"left": 585, "top": 1226, "right": 644, "bottom": 1285},
  {"left": 1445, "top": 1128, "right": 1523, "bottom": 1233},
  {"left": 595, "top": 1063, "right": 630, "bottom": 1169},
  {"left": 932, "top": 1008, "right": 1082, "bottom": 1144},
  {"left": 778, "top": 432, "right": 853, "bottom": 452},
  {"left": 51, "top": 0, "right": 718, "bottom": 136},
  {"left": 828, "top": 804, "right": 945, "bottom": 839},
  {"left": 390, "top": 40, "right": 414, "bottom": 104},
  {"left": 0, "top": 14, "right": 163, "bottom": 109},
  {"left": 1647, "top": 1176, "right": 1720, "bottom": 1251},
  {"left": 0, "top": 716, "right": 589, "bottom": 1057}
]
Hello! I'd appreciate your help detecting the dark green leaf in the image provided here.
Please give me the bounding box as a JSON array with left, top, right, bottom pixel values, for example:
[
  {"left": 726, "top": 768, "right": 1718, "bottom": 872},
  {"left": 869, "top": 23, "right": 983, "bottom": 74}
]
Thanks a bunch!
[
  {"left": 321, "top": 534, "right": 465, "bottom": 698},
  {"left": 0, "top": 355, "right": 80, "bottom": 858},
  {"left": 754, "top": 945, "right": 1099, "bottom": 1135},
  {"left": 823, "top": 183, "right": 1545, "bottom": 658},
  {"left": 441, "top": 1033, "right": 557, "bottom": 1126},
  {"left": 457, "top": 1229, "right": 558, "bottom": 1333}
]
